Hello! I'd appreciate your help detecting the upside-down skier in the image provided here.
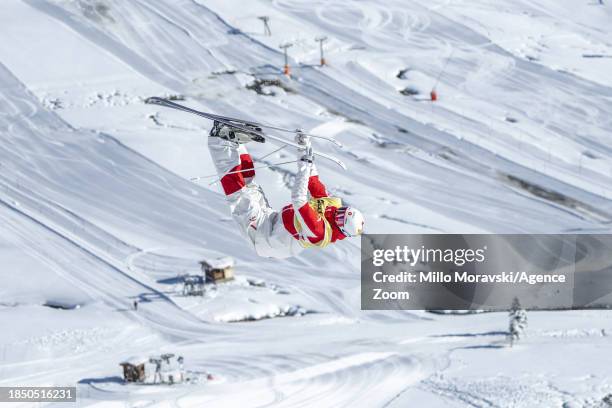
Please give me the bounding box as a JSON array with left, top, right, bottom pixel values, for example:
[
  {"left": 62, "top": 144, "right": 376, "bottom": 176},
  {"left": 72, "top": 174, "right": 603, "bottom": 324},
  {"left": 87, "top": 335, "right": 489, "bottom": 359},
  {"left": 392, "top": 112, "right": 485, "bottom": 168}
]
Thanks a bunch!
[{"left": 208, "top": 122, "right": 365, "bottom": 259}]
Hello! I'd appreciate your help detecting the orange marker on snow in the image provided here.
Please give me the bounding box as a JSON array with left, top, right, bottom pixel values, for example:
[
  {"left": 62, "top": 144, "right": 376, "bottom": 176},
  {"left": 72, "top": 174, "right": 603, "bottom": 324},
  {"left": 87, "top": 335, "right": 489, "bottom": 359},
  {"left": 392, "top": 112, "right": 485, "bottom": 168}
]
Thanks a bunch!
[
  {"left": 280, "top": 43, "right": 293, "bottom": 77},
  {"left": 315, "top": 36, "right": 328, "bottom": 67},
  {"left": 430, "top": 89, "right": 438, "bottom": 101}
]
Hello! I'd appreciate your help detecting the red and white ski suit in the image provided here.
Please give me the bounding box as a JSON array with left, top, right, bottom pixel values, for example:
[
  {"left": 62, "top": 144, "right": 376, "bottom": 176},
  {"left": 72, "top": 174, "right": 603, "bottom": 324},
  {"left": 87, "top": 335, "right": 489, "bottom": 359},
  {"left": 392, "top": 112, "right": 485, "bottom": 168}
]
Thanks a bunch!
[{"left": 208, "top": 136, "right": 345, "bottom": 259}]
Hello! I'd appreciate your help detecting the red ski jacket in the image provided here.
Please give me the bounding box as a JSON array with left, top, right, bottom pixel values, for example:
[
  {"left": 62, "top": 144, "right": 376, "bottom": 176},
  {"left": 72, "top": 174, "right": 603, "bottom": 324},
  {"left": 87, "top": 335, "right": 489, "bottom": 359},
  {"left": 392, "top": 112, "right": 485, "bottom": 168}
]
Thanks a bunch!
[{"left": 281, "top": 175, "right": 346, "bottom": 247}]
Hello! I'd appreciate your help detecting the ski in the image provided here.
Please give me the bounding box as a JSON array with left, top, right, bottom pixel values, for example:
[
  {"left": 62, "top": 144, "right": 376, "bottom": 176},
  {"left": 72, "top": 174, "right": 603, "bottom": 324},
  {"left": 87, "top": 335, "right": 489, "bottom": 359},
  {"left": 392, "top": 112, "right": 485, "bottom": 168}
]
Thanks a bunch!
[
  {"left": 208, "top": 115, "right": 343, "bottom": 148},
  {"left": 145, "top": 97, "right": 347, "bottom": 170},
  {"left": 150, "top": 99, "right": 342, "bottom": 147}
]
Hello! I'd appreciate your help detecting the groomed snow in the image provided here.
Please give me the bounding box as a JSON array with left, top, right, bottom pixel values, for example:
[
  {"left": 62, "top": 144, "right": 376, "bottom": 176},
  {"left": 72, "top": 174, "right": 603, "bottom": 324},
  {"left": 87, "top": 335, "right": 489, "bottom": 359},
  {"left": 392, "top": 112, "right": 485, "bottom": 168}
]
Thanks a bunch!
[{"left": 0, "top": 0, "right": 611, "bottom": 406}]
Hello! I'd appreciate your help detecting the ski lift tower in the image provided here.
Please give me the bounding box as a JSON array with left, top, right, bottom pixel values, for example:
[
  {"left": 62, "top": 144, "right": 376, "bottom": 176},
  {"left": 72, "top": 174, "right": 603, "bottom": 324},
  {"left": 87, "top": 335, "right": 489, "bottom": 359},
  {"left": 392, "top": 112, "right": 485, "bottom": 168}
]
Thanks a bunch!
[
  {"left": 258, "top": 16, "right": 271, "bottom": 36},
  {"left": 279, "top": 42, "right": 293, "bottom": 76},
  {"left": 315, "top": 36, "right": 328, "bottom": 66}
]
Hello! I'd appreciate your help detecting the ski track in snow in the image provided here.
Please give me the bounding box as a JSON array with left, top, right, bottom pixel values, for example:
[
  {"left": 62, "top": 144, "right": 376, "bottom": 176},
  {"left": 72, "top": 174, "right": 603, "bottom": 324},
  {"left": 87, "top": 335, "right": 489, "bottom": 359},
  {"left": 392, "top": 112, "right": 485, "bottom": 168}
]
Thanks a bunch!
[{"left": 1, "top": 0, "right": 612, "bottom": 406}]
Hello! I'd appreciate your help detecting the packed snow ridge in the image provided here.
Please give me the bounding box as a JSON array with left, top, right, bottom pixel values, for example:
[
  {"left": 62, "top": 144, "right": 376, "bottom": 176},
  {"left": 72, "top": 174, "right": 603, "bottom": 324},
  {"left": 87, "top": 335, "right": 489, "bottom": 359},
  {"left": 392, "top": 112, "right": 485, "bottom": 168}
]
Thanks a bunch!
[{"left": 1, "top": 0, "right": 611, "bottom": 406}]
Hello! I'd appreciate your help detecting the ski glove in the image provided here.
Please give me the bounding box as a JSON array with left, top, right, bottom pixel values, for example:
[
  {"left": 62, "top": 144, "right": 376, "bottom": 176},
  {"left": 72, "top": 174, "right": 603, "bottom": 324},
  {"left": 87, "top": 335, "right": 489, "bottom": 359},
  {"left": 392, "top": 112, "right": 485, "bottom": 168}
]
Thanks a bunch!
[
  {"left": 295, "top": 133, "right": 314, "bottom": 163},
  {"left": 295, "top": 133, "right": 311, "bottom": 149},
  {"left": 300, "top": 146, "right": 314, "bottom": 163}
]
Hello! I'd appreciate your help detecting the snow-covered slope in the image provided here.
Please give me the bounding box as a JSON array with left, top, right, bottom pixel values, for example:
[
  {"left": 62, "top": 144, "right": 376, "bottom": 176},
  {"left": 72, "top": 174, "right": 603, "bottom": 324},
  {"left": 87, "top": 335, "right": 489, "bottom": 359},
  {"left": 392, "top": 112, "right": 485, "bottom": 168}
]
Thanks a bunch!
[{"left": 1, "top": 0, "right": 611, "bottom": 406}]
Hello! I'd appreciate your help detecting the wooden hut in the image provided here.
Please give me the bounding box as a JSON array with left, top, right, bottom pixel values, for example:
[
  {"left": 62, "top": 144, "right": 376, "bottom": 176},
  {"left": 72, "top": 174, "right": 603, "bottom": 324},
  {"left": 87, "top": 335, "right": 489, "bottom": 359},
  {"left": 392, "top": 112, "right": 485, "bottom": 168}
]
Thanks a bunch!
[
  {"left": 120, "top": 357, "right": 147, "bottom": 383},
  {"left": 120, "top": 355, "right": 186, "bottom": 384},
  {"left": 200, "top": 257, "right": 235, "bottom": 284}
]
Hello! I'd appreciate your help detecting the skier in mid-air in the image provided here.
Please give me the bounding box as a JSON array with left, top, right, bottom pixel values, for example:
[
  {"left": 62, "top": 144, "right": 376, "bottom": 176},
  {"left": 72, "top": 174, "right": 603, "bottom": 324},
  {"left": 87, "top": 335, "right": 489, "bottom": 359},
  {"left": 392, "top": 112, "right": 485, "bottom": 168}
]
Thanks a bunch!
[{"left": 208, "top": 122, "right": 365, "bottom": 259}]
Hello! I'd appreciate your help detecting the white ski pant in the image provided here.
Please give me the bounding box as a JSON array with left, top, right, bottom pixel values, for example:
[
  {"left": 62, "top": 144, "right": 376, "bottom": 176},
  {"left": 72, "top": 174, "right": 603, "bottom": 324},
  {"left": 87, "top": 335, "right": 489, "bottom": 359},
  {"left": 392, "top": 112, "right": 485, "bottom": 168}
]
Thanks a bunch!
[{"left": 207, "top": 136, "right": 303, "bottom": 259}]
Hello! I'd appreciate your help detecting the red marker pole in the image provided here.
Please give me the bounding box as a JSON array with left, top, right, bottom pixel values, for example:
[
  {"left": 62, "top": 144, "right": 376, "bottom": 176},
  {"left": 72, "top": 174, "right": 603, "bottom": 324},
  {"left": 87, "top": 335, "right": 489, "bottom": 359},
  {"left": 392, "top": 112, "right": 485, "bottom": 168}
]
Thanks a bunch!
[
  {"left": 430, "top": 89, "right": 438, "bottom": 102},
  {"left": 315, "top": 36, "right": 328, "bottom": 67},
  {"left": 279, "top": 43, "right": 293, "bottom": 76}
]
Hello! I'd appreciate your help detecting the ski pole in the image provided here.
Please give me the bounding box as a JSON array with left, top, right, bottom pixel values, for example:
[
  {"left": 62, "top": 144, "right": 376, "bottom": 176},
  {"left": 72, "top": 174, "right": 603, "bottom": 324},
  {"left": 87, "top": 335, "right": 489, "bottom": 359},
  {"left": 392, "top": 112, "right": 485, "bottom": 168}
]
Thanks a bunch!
[
  {"left": 259, "top": 145, "right": 286, "bottom": 160},
  {"left": 433, "top": 48, "right": 455, "bottom": 91},
  {"left": 190, "top": 160, "right": 299, "bottom": 183}
]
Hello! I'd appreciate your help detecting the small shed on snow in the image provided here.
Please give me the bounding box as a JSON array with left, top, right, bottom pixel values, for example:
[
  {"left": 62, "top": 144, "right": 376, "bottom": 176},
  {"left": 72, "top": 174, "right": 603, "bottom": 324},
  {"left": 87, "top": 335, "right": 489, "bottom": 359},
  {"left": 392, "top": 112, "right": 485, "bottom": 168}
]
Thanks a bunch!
[
  {"left": 120, "top": 354, "right": 186, "bottom": 384},
  {"left": 200, "top": 257, "right": 235, "bottom": 283},
  {"left": 120, "top": 357, "right": 148, "bottom": 383}
]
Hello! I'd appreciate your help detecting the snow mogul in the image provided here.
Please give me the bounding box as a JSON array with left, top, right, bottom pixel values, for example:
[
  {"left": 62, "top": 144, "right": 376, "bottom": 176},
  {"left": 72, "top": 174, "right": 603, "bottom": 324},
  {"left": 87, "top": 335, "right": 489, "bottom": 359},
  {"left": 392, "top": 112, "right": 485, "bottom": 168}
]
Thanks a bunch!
[{"left": 208, "top": 122, "right": 365, "bottom": 259}]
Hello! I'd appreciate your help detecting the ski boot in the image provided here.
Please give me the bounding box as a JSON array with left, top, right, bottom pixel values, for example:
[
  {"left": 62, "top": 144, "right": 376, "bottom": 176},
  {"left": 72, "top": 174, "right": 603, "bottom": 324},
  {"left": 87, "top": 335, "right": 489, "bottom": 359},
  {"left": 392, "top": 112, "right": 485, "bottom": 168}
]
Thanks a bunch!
[{"left": 209, "top": 121, "right": 265, "bottom": 144}]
